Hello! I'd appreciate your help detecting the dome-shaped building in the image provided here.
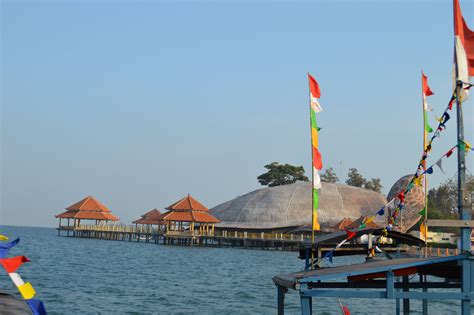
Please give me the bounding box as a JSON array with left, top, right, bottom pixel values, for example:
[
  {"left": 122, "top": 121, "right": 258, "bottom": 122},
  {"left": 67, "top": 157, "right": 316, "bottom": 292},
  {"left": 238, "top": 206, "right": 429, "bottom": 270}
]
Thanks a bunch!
[{"left": 210, "top": 182, "right": 388, "bottom": 231}]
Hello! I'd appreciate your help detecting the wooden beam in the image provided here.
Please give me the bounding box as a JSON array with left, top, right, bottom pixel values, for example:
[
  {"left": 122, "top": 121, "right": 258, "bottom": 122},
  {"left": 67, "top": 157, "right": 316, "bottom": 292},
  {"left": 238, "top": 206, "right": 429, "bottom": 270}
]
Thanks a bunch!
[{"left": 427, "top": 220, "right": 474, "bottom": 227}]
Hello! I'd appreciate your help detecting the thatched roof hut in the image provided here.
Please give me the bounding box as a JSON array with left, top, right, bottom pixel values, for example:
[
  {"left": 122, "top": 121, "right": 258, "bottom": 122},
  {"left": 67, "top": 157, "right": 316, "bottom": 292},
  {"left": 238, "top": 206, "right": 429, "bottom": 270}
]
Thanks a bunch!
[{"left": 210, "top": 182, "right": 387, "bottom": 231}]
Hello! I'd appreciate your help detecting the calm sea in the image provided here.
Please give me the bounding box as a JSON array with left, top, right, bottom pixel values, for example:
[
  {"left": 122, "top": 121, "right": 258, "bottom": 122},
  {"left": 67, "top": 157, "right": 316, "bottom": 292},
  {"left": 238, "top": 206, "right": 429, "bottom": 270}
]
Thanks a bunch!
[{"left": 0, "top": 226, "right": 467, "bottom": 314}]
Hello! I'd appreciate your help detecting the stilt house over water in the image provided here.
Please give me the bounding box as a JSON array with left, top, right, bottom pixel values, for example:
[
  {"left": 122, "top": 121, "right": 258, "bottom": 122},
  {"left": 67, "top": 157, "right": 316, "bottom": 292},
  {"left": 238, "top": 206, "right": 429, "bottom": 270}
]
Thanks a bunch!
[
  {"left": 55, "top": 195, "right": 120, "bottom": 230},
  {"left": 132, "top": 209, "right": 163, "bottom": 232},
  {"left": 159, "top": 194, "right": 220, "bottom": 236}
]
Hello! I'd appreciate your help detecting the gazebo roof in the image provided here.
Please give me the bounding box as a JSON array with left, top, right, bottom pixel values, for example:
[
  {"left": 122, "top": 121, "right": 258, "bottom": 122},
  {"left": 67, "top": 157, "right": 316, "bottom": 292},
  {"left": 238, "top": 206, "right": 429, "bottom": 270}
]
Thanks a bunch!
[
  {"left": 159, "top": 210, "right": 220, "bottom": 223},
  {"left": 55, "top": 196, "right": 119, "bottom": 221},
  {"left": 65, "top": 195, "right": 111, "bottom": 213},
  {"left": 132, "top": 209, "right": 162, "bottom": 225},
  {"left": 165, "top": 194, "right": 209, "bottom": 212},
  {"left": 333, "top": 218, "right": 353, "bottom": 231}
]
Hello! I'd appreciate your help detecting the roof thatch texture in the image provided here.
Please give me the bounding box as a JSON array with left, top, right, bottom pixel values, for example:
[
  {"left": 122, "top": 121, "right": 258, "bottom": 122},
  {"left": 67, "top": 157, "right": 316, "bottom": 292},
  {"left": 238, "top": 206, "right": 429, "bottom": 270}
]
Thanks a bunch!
[{"left": 210, "top": 182, "right": 387, "bottom": 230}]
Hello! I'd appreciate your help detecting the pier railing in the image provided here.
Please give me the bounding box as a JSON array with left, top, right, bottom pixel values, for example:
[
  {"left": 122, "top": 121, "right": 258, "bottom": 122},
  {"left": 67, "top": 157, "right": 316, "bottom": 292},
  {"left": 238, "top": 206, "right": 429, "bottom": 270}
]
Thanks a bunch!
[{"left": 62, "top": 224, "right": 312, "bottom": 241}]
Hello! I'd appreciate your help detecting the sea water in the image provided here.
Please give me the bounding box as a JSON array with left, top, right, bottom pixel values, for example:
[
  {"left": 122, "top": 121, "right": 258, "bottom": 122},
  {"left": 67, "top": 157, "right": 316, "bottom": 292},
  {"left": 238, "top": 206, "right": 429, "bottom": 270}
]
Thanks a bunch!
[{"left": 0, "top": 226, "right": 467, "bottom": 314}]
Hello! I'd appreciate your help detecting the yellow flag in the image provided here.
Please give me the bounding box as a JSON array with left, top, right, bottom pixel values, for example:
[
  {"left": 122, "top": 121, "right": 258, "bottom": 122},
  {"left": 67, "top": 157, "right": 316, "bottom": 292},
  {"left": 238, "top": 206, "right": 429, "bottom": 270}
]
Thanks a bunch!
[
  {"left": 365, "top": 216, "right": 375, "bottom": 224},
  {"left": 312, "top": 210, "right": 320, "bottom": 231},
  {"left": 420, "top": 222, "right": 428, "bottom": 241},
  {"left": 18, "top": 282, "right": 36, "bottom": 300},
  {"left": 0, "top": 235, "right": 8, "bottom": 241},
  {"left": 414, "top": 176, "right": 423, "bottom": 187}
]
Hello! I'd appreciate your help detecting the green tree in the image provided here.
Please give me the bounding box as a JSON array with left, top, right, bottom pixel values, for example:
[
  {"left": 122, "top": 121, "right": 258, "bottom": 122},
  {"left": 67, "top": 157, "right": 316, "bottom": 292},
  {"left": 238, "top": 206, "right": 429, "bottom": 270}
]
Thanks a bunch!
[
  {"left": 423, "top": 175, "right": 474, "bottom": 233},
  {"left": 257, "top": 162, "right": 309, "bottom": 187},
  {"left": 320, "top": 167, "right": 339, "bottom": 183},
  {"left": 345, "top": 168, "right": 366, "bottom": 187},
  {"left": 364, "top": 178, "right": 383, "bottom": 193}
]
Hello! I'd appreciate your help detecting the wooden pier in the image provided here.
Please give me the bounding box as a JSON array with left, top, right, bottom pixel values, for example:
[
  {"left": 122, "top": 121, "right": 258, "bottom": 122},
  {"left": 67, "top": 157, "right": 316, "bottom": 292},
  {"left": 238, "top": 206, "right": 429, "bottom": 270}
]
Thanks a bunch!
[{"left": 57, "top": 224, "right": 312, "bottom": 251}]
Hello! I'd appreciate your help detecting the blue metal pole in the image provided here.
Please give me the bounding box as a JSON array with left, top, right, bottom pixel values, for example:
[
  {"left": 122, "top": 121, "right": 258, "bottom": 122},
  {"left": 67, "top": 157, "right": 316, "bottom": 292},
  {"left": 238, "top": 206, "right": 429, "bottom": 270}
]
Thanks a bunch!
[
  {"left": 455, "top": 80, "right": 471, "bottom": 315},
  {"left": 278, "top": 286, "right": 285, "bottom": 315},
  {"left": 300, "top": 296, "right": 312, "bottom": 315}
]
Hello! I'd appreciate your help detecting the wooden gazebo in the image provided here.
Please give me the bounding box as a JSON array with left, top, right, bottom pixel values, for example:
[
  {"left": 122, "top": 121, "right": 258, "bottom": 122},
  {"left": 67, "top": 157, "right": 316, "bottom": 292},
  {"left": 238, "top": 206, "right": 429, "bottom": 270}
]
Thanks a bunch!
[
  {"left": 55, "top": 195, "right": 119, "bottom": 229},
  {"left": 132, "top": 209, "right": 163, "bottom": 232},
  {"left": 159, "top": 194, "right": 220, "bottom": 236}
]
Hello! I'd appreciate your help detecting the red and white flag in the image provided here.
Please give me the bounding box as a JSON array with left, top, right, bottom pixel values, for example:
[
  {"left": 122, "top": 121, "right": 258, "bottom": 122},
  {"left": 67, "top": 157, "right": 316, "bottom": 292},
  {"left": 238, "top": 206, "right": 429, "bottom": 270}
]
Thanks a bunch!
[
  {"left": 308, "top": 73, "right": 323, "bottom": 113},
  {"left": 453, "top": 0, "right": 474, "bottom": 100}
]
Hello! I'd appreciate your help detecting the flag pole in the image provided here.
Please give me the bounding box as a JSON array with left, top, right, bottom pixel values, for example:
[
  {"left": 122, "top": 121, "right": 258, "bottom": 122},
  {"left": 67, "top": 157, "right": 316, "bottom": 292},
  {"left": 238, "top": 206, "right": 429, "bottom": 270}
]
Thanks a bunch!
[
  {"left": 308, "top": 74, "right": 315, "bottom": 269},
  {"left": 421, "top": 71, "right": 429, "bottom": 256}
]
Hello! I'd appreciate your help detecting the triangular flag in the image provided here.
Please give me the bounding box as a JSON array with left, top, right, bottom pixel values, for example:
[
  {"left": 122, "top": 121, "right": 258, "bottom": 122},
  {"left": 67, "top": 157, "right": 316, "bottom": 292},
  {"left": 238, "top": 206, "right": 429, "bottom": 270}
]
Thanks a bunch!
[
  {"left": 342, "top": 306, "right": 351, "bottom": 315},
  {"left": 345, "top": 229, "right": 357, "bottom": 240},
  {"left": 0, "top": 235, "right": 8, "bottom": 241},
  {"left": 446, "top": 148, "right": 455, "bottom": 157},
  {"left": 324, "top": 250, "right": 334, "bottom": 263},
  {"left": 426, "top": 166, "right": 434, "bottom": 174},
  {"left": 419, "top": 207, "right": 427, "bottom": 217},
  {"left": 26, "top": 299, "right": 47, "bottom": 315},
  {"left": 436, "top": 159, "right": 445, "bottom": 174},
  {"left": 414, "top": 176, "right": 423, "bottom": 187},
  {"left": 308, "top": 73, "right": 323, "bottom": 113},
  {"left": 376, "top": 207, "right": 385, "bottom": 216},
  {"left": 365, "top": 216, "right": 375, "bottom": 224},
  {"left": 397, "top": 192, "right": 405, "bottom": 203},
  {"left": 0, "top": 238, "right": 20, "bottom": 258},
  {"left": 0, "top": 256, "right": 30, "bottom": 273}
]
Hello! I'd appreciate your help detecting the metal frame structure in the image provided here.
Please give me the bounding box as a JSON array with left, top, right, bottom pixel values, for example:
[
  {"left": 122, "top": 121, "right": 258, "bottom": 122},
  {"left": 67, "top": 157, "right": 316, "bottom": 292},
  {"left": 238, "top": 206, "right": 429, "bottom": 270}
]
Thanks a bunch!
[{"left": 274, "top": 254, "right": 473, "bottom": 315}]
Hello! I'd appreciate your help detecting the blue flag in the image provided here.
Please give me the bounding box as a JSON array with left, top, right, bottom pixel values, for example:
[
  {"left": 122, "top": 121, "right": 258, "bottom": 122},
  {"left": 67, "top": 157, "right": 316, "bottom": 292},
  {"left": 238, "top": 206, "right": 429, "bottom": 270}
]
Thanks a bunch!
[
  {"left": 426, "top": 167, "right": 434, "bottom": 174},
  {"left": 376, "top": 207, "right": 385, "bottom": 216},
  {"left": 26, "top": 299, "right": 47, "bottom": 315},
  {"left": 324, "top": 250, "right": 334, "bottom": 263},
  {"left": 0, "top": 238, "right": 20, "bottom": 258}
]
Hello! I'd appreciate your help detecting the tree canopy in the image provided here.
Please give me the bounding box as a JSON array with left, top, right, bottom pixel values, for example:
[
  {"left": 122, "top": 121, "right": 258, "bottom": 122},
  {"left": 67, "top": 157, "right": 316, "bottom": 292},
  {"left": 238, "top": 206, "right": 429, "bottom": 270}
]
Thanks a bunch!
[
  {"left": 320, "top": 167, "right": 339, "bottom": 183},
  {"left": 345, "top": 168, "right": 382, "bottom": 192},
  {"left": 257, "top": 162, "right": 309, "bottom": 187},
  {"left": 345, "top": 168, "right": 366, "bottom": 187}
]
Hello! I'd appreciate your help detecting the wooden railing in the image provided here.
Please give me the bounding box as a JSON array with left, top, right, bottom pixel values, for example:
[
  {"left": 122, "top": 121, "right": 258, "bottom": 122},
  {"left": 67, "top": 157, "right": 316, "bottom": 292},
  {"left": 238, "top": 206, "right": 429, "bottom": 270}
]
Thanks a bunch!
[{"left": 61, "top": 224, "right": 312, "bottom": 241}]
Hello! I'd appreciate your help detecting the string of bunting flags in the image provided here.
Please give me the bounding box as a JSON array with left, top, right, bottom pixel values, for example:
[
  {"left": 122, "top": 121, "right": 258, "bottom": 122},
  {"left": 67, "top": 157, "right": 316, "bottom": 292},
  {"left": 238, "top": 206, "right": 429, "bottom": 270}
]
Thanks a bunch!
[
  {"left": 319, "top": 81, "right": 472, "bottom": 265},
  {"left": 0, "top": 234, "right": 47, "bottom": 315}
]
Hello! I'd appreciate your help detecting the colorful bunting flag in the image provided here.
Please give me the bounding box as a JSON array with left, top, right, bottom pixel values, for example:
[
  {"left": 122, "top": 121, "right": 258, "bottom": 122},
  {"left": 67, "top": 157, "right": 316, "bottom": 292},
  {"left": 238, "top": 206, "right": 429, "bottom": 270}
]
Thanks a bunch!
[
  {"left": 0, "top": 238, "right": 20, "bottom": 258},
  {"left": 419, "top": 207, "right": 427, "bottom": 217},
  {"left": 376, "top": 207, "right": 385, "bottom": 216},
  {"left": 345, "top": 229, "right": 357, "bottom": 240},
  {"left": 0, "top": 235, "right": 8, "bottom": 241},
  {"left": 324, "top": 250, "right": 334, "bottom": 263},
  {"left": 18, "top": 282, "right": 36, "bottom": 300},
  {"left": 0, "top": 256, "right": 30, "bottom": 273},
  {"left": 436, "top": 159, "right": 445, "bottom": 174},
  {"left": 26, "top": 299, "right": 47, "bottom": 315}
]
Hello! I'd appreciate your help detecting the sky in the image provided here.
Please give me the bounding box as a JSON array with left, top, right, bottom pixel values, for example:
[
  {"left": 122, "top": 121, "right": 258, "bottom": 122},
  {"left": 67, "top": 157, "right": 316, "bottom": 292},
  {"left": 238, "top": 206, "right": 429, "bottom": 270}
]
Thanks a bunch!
[{"left": 1, "top": 0, "right": 473, "bottom": 227}]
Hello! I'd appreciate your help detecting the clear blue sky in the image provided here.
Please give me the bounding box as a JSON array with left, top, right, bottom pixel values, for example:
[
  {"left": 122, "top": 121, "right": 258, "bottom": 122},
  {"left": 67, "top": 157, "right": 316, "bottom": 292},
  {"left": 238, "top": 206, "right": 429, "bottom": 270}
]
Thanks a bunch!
[{"left": 1, "top": 0, "right": 472, "bottom": 227}]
